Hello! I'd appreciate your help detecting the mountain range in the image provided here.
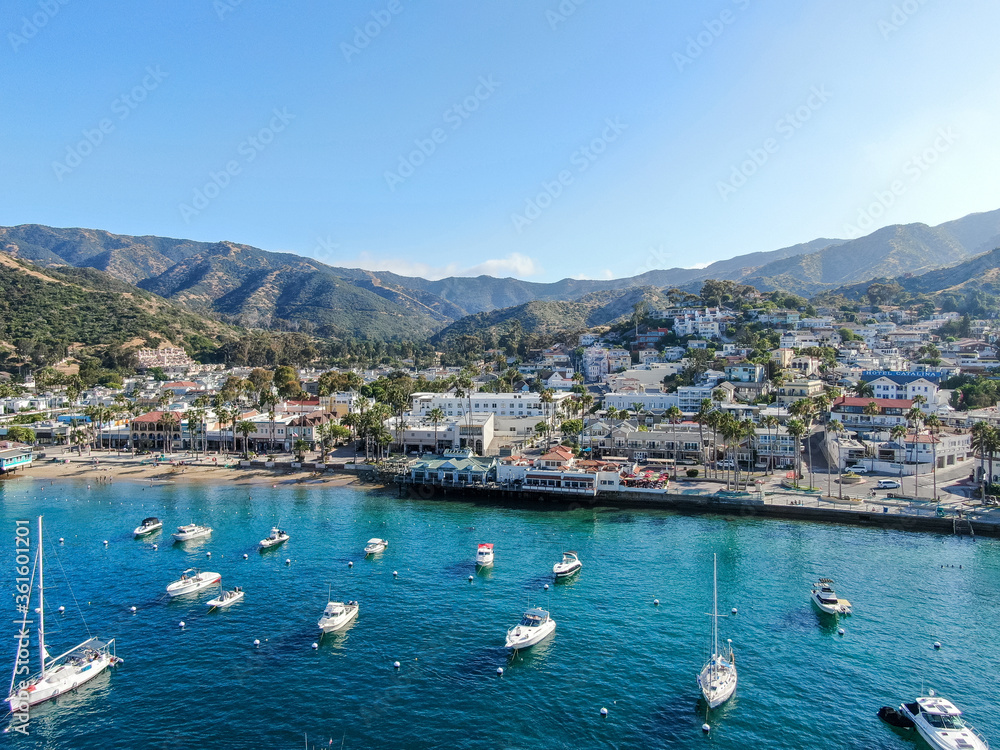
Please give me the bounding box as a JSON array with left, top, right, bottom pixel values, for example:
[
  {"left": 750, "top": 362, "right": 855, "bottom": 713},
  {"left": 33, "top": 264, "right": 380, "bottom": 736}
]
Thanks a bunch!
[{"left": 2, "top": 206, "right": 999, "bottom": 343}]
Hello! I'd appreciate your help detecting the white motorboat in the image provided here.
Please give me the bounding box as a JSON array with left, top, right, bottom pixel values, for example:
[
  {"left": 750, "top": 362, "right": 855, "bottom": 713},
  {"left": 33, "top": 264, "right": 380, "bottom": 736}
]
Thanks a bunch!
[
  {"left": 206, "top": 587, "right": 244, "bottom": 609},
  {"left": 259, "top": 527, "right": 289, "bottom": 549},
  {"left": 133, "top": 516, "right": 162, "bottom": 537},
  {"left": 894, "top": 692, "right": 989, "bottom": 750},
  {"left": 172, "top": 523, "right": 212, "bottom": 542},
  {"left": 476, "top": 543, "right": 494, "bottom": 567},
  {"left": 6, "top": 517, "right": 122, "bottom": 712},
  {"left": 505, "top": 607, "right": 556, "bottom": 650},
  {"left": 364, "top": 538, "right": 388, "bottom": 556},
  {"left": 811, "top": 578, "right": 852, "bottom": 615},
  {"left": 318, "top": 600, "right": 360, "bottom": 633},
  {"left": 698, "top": 553, "right": 737, "bottom": 709},
  {"left": 553, "top": 551, "right": 582, "bottom": 578},
  {"left": 166, "top": 568, "right": 221, "bottom": 597}
]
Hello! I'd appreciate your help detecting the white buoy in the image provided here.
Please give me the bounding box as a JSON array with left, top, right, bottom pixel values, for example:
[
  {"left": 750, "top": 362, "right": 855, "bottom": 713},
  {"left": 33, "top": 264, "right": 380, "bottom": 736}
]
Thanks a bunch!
[
  {"left": 934, "top": 641, "right": 941, "bottom": 649},
  {"left": 58, "top": 606, "right": 65, "bottom": 614},
  {"left": 206, "top": 552, "right": 211, "bottom": 557},
  {"left": 253, "top": 639, "right": 260, "bottom": 647},
  {"left": 838, "top": 628, "right": 845, "bottom": 636},
  {"left": 130, "top": 606, "right": 136, "bottom": 613},
  {"left": 600, "top": 707, "right": 608, "bottom": 717},
  {"left": 468, "top": 575, "right": 474, "bottom": 582},
  {"left": 285, "top": 558, "right": 291, "bottom": 565},
  {"left": 702, "top": 723, "right": 711, "bottom": 733},
  {"left": 59, "top": 538, "right": 64, "bottom": 544},
  {"left": 348, "top": 561, "right": 353, "bottom": 568},
  {"left": 179, "top": 621, "right": 185, "bottom": 628},
  {"left": 653, "top": 599, "right": 659, "bottom": 606},
  {"left": 393, "top": 570, "right": 398, "bottom": 577},
  {"left": 544, "top": 584, "right": 549, "bottom": 590},
  {"left": 153, "top": 544, "right": 158, "bottom": 550},
  {"left": 103, "top": 540, "right": 108, "bottom": 546},
  {"left": 393, "top": 661, "right": 400, "bottom": 670},
  {"left": 496, "top": 667, "right": 503, "bottom": 676},
  {"left": 731, "top": 607, "right": 738, "bottom": 615},
  {"left": 243, "top": 553, "right": 248, "bottom": 559},
  {"left": 312, "top": 643, "right": 318, "bottom": 650}
]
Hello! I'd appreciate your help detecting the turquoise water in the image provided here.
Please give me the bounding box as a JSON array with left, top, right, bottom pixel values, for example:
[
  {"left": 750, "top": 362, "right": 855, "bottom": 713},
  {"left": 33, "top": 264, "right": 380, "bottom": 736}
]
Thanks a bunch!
[{"left": 0, "top": 477, "right": 998, "bottom": 749}]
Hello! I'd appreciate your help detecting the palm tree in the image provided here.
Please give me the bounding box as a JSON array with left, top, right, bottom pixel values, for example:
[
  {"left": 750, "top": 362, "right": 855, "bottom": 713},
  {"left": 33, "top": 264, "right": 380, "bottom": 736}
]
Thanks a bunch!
[
  {"left": 665, "top": 405, "right": 683, "bottom": 480},
  {"left": 853, "top": 381, "right": 874, "bottom": 399},
  {"left": 789, "top": 398, "right": 815, "bottom": 490},
  {"left": 428, "top": 407, "right": 445, "bottom": 455},
  {"left": 863, "top": 400, "right": 881, "bottom": 470},
  {"left": 924, "top": 414, "right": 942, "bottom": 500},
  {"left": 187, "top": 407, "right": 204, "bottom": 458},
  {"left": 890, "top": 425, "right": 908, "bottom": 485},
  {"left": 158, "top": 412, "right": 178, "bottom": 454},
  {"left": 760, "top": 414, "right": 779, "bottom": 474},
  {"left": 293, "top": 438, "right": 309, "bottom": 462},
  {"left": 906, "top": 405, "right": 925, "bottom": 499},
  {"left": 341, "top": 412, "right": 360, "bottom": 463},
  {"left": 236, "top": 420, "right": 256, "bottom": 458},
  {"left": 786, "top": 418, "right": 806, "bottom": 489},
  {"left": 971, "top": 420, "right": 991, "bottom": 490},
  {"left": 694, "top": 398, "right": 713, "bottom": 470},
  {"left": 825, "top": 420, "right": 844, "bottom": 499}
]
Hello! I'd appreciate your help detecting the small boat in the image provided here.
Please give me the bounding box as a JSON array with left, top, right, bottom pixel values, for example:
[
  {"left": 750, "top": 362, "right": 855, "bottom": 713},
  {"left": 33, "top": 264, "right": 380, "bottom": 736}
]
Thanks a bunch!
[
  {"left": 166, "top": 568, "right": 221, "bottom": 597},
  {"left": 364, "top": 538, "right": 388, "bottom": 556},
  {"left": 206, "top": 587, "right": 244, "bottom": 609},
  {"left": 318, "top": 600, "right": 359, "bottom": 633},
  {"left": 505, "top": 607, "right": 556, "bottom": 650},
  {"left": 6, "top": 517, "right": 122, "bottom": 712},
  {"left": 553, "top": 551, "right": 582, "bottom": 578},
  {"left": 885, "top": 692, "right": 990, "bottom": 750},
  {"left": 811, "top": 578, "right": 852, "bottom": 615},
  {"left": 172, "top": 523, "right": 212, "bottom": 542},
  {"left": 698, "top": 553, "right": 737, "bottom": 709},
  {"left": 133, "top": 516, "right": 162, "bottom": 537},
  {"left": 476, "top": 543, "right": 494, "bottom": 567},
  {"left": 259, "top": 527, "right": 289, "bottom": 549}
]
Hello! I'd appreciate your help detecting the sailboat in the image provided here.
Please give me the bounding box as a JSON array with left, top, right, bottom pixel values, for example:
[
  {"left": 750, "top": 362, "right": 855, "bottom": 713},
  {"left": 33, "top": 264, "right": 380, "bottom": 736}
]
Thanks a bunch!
[
  {"left": 697, "top": 553, "right": 737, "bottom": 709},
  {"left": 6, "top": 517, "right": 121, "bottom": 712}
]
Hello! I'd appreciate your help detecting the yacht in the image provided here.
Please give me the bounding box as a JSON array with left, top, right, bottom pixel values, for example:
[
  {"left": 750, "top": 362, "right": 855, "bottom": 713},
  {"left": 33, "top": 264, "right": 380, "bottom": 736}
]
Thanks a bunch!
[
  {"left": 553, "top": 551, "right": 582, "bottom": 578},
  {"left": 318, "top": 601, "right": 360, "bottom": 633},
  {"left": 133, "top": 517, "right": 162, "bottom": 537},
  {"left": 172, "top": 523, "right": 212, "bottom": 542},
  {"left": 476, "top": 543, "right": 494, "bottom": 567},
  {"left": 505, "top": 608, "right": 556, "bottom": 650},
  {"left": 259, "top": 527, "right": 289, "bottom": 549},
  {"left": 698, "top": 553, "right": 738, "bottom": 709},
  {"left": 364, "top": 538, "right": 388, "bottom": 556},
  {"left": 206, "top": 587, "right": 244, "bottom": 609},
  {"left": 166, "top": 568, "right": 221, "bottom": 597},
  {"left": 6, "top": 517, "right": 122, "bottom": 712},
  {"left": 811, "top": 578, "right": 852, "bottom": 615},
  {"left": 895, "top": 692, "right": 989, "bottom": 750}
]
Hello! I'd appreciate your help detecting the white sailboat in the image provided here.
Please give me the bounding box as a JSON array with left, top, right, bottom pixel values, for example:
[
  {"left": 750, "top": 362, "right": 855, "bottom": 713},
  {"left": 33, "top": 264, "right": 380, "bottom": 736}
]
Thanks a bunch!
[
  {"left": 6, "top": 517, "right": 121, "bottom": 712},
  {"left": 697, "top": 553, "right": 737, "bottom": 709}
]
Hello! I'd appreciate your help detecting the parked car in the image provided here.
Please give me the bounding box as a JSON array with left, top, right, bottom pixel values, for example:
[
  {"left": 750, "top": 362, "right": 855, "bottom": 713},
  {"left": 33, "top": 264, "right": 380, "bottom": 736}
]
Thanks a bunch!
[
  {"left": 846, "top": 465, "right": 868, "bottom": 474},
  {"left": 676, "top": 458, "right": 698, "bottom": 466},
  {"left": 876, "top": 479, "right": 901, "bottom": 489},
  {"left": 716, "top": 460, "right": 735, "bottom": 469}
]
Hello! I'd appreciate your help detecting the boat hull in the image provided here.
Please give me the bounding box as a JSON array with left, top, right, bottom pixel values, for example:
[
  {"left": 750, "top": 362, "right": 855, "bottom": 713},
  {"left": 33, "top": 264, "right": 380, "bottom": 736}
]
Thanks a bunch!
[
  {"left": 553, "top": 562, "right": 582, "bottom": 578},
  {"left": 318, "top": 607, "right": 359, "bottom": 633},
  {"left": 7, "top": 654, "right": 114, "bottom": 710},
  {"left": 173, "top": 529, "right": 211, "bottom": 542},
  {"left": 133, "top": 523, "right": 162, "bottom": 537},
  {"left": 259, "top": 536, "right": 288, "bottom": 549},
  {"left": 698, "top": 663, "right": 738, "bottom": 708},
  {"left": 166, "top": 573, "right": 221, "bottom": 597},
  {"left": 811, "top": 592, "right": 851, "bottom": 615},
  {"left": 505, "top": 621, "right": 556, "bottom": 650},
  {"left": 206, "top": 591, "right": 244, "bottom": 608},
  {"left": 899, "top": 703, "right": 989, "bottom": 750}
]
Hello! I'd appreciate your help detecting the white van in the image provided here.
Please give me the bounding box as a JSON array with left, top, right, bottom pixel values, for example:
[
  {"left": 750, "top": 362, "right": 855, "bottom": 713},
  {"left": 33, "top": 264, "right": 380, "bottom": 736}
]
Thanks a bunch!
[{"left": 876, "top": 479, "right": 901, "bottom": 489}]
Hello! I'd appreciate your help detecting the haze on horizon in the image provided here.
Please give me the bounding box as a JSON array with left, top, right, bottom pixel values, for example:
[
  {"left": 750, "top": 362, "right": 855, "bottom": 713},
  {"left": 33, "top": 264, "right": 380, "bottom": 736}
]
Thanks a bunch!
[{"left": 5, "top": 1, "right": 999, "bottom": 283}]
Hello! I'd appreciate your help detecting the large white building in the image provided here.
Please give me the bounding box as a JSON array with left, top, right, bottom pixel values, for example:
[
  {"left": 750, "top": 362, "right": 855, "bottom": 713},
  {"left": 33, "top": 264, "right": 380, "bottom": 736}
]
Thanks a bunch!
[{"left": 410, "top": 392, "right": 572, "bottom": 422}]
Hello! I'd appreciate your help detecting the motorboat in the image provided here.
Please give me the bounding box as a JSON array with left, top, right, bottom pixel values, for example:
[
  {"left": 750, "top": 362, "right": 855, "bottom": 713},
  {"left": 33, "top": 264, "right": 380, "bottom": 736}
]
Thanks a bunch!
[
  {"left": 259, "top": 527, "right": 289, "bottom": 549},
  {"left": 881, "top": 692, "right": 990, "bottom": 750},
  {"left": 166, "top": 568, "right": 221, "bottom": 597},
  {"left": 172, "top": 523, "right": 212, "bottom": 542},
  {"left": 6, "top": 517, "right": 122, "bottom": 712},
  {"left": 505, "top": 608, "right": 556, "bottom": 650},
  {"left": 553, "top": 551, "right": 582, "bottom": 578},
  {"left": 364, "top": 538, "right": 388, "bottom": 556},
  {"left": 133, "top": 517, "right": 162, "bottom": 537},
  {"left": 476, "top": 543, "right": 494, "bottom": 567},
  {"left": 318, "top": 600, "right": 359, "bottom": 633},
  {"left": 206, "top": 587, "right": 244, "bottom": 609},
  {"left": 811, "top": 578, "right": 852, "bottom": 615},
  {"left": 698, "top": 553, "right": 737, "bottom": 708}
]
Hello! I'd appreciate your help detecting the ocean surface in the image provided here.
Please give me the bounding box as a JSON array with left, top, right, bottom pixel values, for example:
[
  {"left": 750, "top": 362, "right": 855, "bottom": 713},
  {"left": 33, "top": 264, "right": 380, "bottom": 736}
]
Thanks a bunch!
[{"left": 0, "top": 476, "right": 997, "bottom": 749}]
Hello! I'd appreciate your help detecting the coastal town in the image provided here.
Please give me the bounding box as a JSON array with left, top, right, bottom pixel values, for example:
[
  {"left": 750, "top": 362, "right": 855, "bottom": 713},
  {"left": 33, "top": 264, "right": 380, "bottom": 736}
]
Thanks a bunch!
[{"left": 5, "top": 289, "right": 1000, "bottom": 534}]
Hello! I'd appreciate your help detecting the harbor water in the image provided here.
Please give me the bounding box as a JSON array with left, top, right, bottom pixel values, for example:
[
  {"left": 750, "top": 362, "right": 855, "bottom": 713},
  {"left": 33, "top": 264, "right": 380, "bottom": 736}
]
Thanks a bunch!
[{"left": 0, "top": 477, "right": 998, "bottom": 749}]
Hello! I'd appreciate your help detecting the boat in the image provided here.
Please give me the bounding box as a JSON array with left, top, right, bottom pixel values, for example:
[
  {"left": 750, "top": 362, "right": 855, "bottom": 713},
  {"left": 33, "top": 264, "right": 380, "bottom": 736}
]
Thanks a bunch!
[
  {"left": 6, "top": 517, "right": 122, "bottom": 712},
  {"left": 133, "top": 516, "right": 162, "bottom": 537},
  {"left": 553, "top": 551, "right": 582, "bottom": 578},
  {"left": 811, "top": 578, "right": 852, "bottom": 615},
  {"left": 166, "top": 568, "right": 221, "bottom": 597},
  {"left": 364, "top": 538, "right": 388, "bottom": 556},
  {"left": 206, "top": 587, "right": 244, "bottom": 609},
  {"left": 880, "top": 691, "right": 990, "bottom": 750},
  {"left": 259, "top": 527, "right": 289, "bottom": 549},
  {"left": 318, "top": 600, "right": 360, "bottom": 633},
  {"left": 172, "top": 523, "right": 212, "bottom": 542},
  {"left": 505, "top": 607, "right": 556, "bottom": 650},
  {"left": 697, "top": 553, "right": 738, "bottom": 709},
  {"left": 476, "top": 543, "right": 494, "bottom": 567}
]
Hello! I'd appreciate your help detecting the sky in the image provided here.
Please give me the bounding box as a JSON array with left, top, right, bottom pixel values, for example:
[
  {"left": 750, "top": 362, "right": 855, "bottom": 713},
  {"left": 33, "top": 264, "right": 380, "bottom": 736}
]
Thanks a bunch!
[{"left": 4, "top": 1, "right": 1000, "bottom": 282}]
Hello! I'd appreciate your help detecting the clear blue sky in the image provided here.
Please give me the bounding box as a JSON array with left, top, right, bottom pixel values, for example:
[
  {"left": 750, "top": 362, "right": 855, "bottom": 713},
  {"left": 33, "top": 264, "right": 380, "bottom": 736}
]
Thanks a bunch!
[{"left": 4, "top": 1, "right": 999, "bottom": 282}]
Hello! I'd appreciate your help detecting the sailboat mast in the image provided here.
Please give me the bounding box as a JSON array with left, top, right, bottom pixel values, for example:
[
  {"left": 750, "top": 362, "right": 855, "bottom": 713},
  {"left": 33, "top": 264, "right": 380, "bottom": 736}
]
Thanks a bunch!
[
  {"left": 712, "top": 553, "right": 719, "bottom": 658},
  {"left": 37, "top": 516, "right": 45, "bottom": 679}
]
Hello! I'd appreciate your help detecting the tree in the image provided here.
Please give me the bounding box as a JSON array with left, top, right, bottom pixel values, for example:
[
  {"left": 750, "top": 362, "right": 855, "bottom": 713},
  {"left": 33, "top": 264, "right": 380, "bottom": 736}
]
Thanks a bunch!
[
  {"left": 907, "top": 398, "right": 926, "bottom": 499},
  {"left": 825, "top": 420, "right": 844, "bottom": 499},
  {"left": 665, "top": 405, "right": 684, "bottom": 480},
  {"left": 924, "top": 414, "right": 942, "bottom": 500},
  {"left": 428, "top": 407, "right": 445, "bottom": 454},
  {"left": 158, "top": 412, "right": 178, "bottom": 454},
  {"left": 236, "top": 420, "right": 256, "bottom": 458},
  {"left": 560, "top": 419, "right": 583, "bottom": 447},
  {"left": 293, "top": 438, "right": 309, "bottom": 462},
  {"left": 786, "top": 418, "right": 806, "bottom": 489},
  {"left": 4, "top": 425, "right": 35, "bottom": 444}
]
